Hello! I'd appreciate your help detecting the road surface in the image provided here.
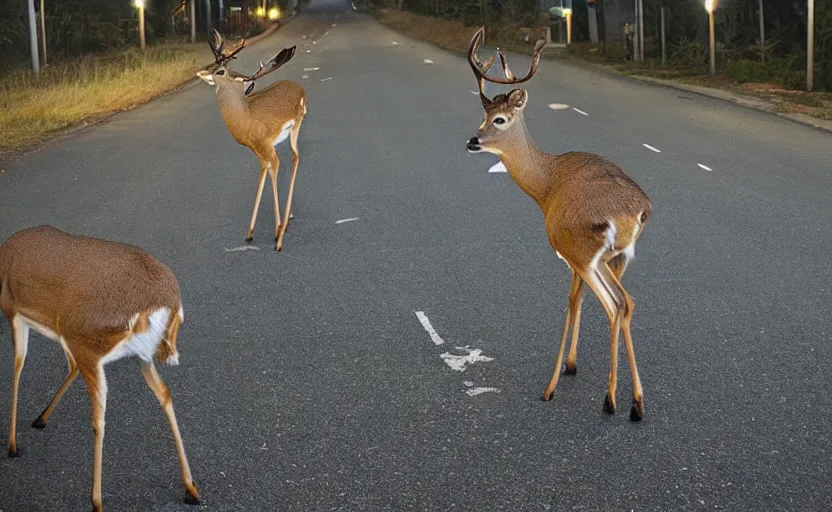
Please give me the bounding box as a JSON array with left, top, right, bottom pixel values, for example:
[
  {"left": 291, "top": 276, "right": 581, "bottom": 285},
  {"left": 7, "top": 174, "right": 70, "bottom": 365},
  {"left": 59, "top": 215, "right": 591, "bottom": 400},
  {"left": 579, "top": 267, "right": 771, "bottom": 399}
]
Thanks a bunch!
[{"left": 1, "top": 1, "right": 831, "bottom": 510}]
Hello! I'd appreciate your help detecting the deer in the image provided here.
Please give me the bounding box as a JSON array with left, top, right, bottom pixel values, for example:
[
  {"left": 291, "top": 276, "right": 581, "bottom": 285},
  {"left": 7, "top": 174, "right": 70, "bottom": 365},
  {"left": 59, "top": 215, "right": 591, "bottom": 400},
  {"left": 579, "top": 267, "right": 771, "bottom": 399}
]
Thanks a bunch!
[
  {"left": 0, "top": 225, "right": 200, "bottom": 511},
  {"left": 197, "top": 28, "right": 307, "bottom": 252},
  {"left": 464, "top": 27, "right": 653, "bottom": 421}
]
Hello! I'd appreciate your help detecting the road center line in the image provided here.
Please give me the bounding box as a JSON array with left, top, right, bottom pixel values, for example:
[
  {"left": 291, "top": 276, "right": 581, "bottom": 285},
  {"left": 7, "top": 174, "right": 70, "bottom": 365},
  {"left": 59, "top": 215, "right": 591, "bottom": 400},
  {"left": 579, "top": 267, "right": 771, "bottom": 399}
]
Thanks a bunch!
[
  {"left": 224, "top": 246, "right": 260, "bottom": 252},
  {"left": 423, "top": 59, "right": 434, "bottom": 64},
  {"left": 572, "top": 107, "right": 589, "bottom": 116},
  {"left": 335, "top": 217, "right": 359, "bottom": 224},
  {"left": 698, "top": 163, "right": 713, "bottom": 171},
  {"left": 643, "top": 144, "right": 661, "bottom": 153},
  {"left": 321, "top": 77, "right": 333, "bottom": 82},
  {"left": 415, "top": 311, "right": 445, "bottom": 346}
]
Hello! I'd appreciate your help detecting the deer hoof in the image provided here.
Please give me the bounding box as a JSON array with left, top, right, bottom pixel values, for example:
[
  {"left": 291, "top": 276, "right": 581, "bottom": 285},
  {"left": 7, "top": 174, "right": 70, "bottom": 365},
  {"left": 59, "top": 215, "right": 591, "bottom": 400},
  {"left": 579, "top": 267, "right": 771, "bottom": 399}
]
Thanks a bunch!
[
  {"left": 603, "top": 393, "right": 616, "bottom": 414},
  {"left": 8, "top": 448, "right": 19, "bottom": 458},
  {"left": 630, "top": 400, "right": 644, "bottom": 422},
  {"left": 31, "top": 417, "right": 47, "bottom": 429},
  {"left": 563, "top": 364, "right": 577, "bottom": 376}
]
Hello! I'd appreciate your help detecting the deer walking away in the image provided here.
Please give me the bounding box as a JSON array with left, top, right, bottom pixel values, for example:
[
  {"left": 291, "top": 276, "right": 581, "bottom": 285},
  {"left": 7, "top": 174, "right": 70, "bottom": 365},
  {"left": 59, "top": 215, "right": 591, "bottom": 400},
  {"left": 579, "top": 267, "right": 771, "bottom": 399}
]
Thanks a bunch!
[
  {"left": 465, "top": 27, "right": 653, "bottom": 421},
  {"left": 0, "top": 226, "right": 200, "bottom": 511}
]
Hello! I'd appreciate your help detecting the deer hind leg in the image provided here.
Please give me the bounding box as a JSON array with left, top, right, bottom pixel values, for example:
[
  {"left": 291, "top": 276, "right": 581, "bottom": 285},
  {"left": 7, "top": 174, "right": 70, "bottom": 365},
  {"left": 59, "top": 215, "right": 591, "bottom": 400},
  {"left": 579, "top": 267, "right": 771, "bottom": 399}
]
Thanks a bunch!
[
  {"left": 597, "top": 262, "right": 644, "bottom": 421},
  {"left": 79, "top": 362, "right": 107, "bottom": 512},
  {"left": 32, "top": 348, "right": 79, "bottom": 429},
  {"left": 267, "top": 152, "right": 283, "bottom": 250},
  {"left": 8, "top": 315, "right": 30, "bottom": 457},
  {"left": 140, "top": 361, "right": 200, "bottom": 504},
  {"left": 276, "top": 117, "right": 304, "bottom": 252},
  {"left": 542, "top": 270, "right": 583, "bottom": 401},
  {"left": 564, "top": 274, "right": 585, "bottom": 376},
  {"left": 578, "top": 262, "right": 626, "bottom": 416},
  {"left": 246, "top": 161, "right": 270, "bottom": 243}
]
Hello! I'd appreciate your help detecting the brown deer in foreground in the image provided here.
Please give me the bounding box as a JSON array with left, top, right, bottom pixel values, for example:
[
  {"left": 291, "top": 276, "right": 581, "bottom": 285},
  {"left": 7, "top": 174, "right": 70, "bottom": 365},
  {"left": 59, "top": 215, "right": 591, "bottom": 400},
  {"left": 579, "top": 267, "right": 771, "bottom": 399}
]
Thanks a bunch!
[
  {"left": 197, "top": 29, "right": 307, "bottom": 251},
  {"left": 464, "top": 28, "right": 653, "bottom": 421},
  {"left": 1, "top": 226, "right": 199, "bottom": 511}
]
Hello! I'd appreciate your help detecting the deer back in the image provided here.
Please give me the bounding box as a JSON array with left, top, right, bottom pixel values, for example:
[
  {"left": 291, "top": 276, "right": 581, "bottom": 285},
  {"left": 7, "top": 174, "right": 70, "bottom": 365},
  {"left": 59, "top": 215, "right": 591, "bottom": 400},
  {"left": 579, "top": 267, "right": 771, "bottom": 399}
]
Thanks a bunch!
[{"left": 0, "top": 226, "right": 182, "bottom": 357}]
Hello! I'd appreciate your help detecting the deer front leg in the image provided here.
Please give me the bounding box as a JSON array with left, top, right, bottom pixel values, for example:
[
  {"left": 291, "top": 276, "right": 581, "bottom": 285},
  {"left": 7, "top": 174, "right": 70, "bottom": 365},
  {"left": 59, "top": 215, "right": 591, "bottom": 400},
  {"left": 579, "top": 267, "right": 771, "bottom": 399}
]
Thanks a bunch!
[
  {"left": 268, "top": 155, "right": 283, "bottom": 249},
  {"left": 542, "top": 270, "right": 581, "bottom": 401},
  {"left": 246, "top": 164, "right": 269, "bottom": 243}
]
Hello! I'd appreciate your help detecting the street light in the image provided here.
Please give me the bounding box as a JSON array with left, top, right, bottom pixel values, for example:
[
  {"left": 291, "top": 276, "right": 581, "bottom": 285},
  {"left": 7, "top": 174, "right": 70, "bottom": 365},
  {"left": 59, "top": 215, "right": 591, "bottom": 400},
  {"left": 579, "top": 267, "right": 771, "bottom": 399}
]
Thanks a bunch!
[
  {"left": 808, "top": 0, "right": 815, "bottom": 92},
  {"left": 268, "top": 7, "right": 280, "bottom": 20},
  {"left": 705, "top": 0, "right": 717, "bottom": 75},
  {"left": 563, "top": 8, "right": 572, "bottom": 44},
  {"left": 134, "top": 0, "right": 146, "bottom": 50}
]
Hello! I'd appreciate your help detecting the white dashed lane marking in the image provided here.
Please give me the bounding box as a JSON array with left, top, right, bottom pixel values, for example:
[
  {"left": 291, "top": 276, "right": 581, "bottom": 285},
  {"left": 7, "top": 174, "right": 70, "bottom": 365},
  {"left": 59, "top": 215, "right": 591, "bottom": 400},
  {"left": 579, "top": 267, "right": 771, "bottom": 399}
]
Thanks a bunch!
[
  {"left": 548, "top": 103, "right": 570, "bottom": 110},
  {"left": 572, "top": 107, "right": 588, "bottom": 116},
  {"left": 698, "top": 163, "right": 713, "bottom": 171},
  {"left": 415, "top": 311, "right": 445, "bottom": 346},
  {"left": 643, "top": 144, "right": 661, "bottom": 153},
  {"left": 335, "top": 217, "right": 359, "bottom": 224}
]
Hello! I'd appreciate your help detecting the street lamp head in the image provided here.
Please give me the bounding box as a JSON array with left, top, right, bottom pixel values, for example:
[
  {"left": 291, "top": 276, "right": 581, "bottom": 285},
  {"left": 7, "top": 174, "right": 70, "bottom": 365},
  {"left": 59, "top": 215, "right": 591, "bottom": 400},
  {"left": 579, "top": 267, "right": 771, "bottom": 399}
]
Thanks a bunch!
[
  {"left": 134, "top": 0, "right": 144, "bottom": 9},
  {"left": 705, "top": 0, "right": 717, "bottom": 13},
  {"left": 268, "top": 7, "right": 280, "bottom": 20}
]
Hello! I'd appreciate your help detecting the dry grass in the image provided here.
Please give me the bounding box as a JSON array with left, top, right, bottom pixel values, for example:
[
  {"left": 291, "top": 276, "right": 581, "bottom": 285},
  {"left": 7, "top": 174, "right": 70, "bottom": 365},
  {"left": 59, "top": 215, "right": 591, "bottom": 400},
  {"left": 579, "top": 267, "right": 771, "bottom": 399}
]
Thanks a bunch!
[
  {"left": 374, "top": 9, "right": 537, "bottom": 55},
  {"left": 0, "top": 47, "right": 203, "bottom": 152}
]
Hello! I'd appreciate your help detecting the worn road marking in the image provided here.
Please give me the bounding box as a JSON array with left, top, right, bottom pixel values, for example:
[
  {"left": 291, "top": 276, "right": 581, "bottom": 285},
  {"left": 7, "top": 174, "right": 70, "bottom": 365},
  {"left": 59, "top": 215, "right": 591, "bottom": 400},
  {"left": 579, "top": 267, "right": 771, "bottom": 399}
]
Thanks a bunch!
[
  {"left": 548, "top": 103, "right": 570, "bottom": 110},
  {"left": 470, "top": 90, "right": 479, "bottom": 95},
  {"left": 643, "top": 144, "right": 661, "bottom": 153},
  {"left": 303, "top": 67, "right": 320, "bottom": 71},
  {"left": 321, "top": 77, "right": 333, "bottom": 82},
  {"left": 332, "top": 23, "right": 337, "bottom": 27},
  {"left": 301, "top": 75, "right": 309, "bottom": 79},
  {"left": 572, "top": 107, "right": 589, "bottom": 116},
  {"left": 423, "top": 59, "right": 434, "bottom": 64},
  {"left": 335, "top": 217, "right": 359, "bottom": 224},
  {"left": 441, "top": 346, "right": 494, "bottom": 372},
  {"left": 224, "top": 246, "right": 260, "bottom": 252},
  {"left": 306, "top": 50, "right": 311, "bottom": 53},
  {"left": 463, "top": 381, "right": 501, "bottom": 397},
  {"left": 313, "top": 41, "right": 317, "bottom": 45},
  {"left": 392, "top": 41, "right": 398, "bottom": 45},
  {"left": 415, "top": 311, "right": 445, "bottom": 346},
  {"left": 698, "top": 163, "right": 713, "bottom": 171},
  {"left": 488, "top": 161, "right": 507, "bottom": 173}
]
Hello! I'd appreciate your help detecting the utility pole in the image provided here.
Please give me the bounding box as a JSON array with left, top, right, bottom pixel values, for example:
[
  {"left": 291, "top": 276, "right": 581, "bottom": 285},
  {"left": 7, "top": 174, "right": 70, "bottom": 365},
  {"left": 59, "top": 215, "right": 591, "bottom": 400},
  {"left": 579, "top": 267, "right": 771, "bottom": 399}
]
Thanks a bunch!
[
  {"left": 638, "top": 0, "right": 644, "bottom": 62},
  {"left": 660, "top": 5, "right": 666, "bottom": 66},
  {"left": 758, "top": 0, "right": 765, "bottom": 63},
  {"left": 205, "top": 0, "right": 212, "bottom": 35},
  {"left": 137, "top": 0, "right": 146, "bottom": 50},
  {"left": 190, "top": 0, "right": 196, "bottom": 43},
  {"left": 39, "top": 0, "right": 47, "bottom": 67},
  {"left": 706, "top": 0, "right": 716, "bottom": 75},
  {"left": 808, "top": 0, "right": 815, "bottom": 92},
  {"left": 27, "top": 0, "right": 40, "bottom": 74}
]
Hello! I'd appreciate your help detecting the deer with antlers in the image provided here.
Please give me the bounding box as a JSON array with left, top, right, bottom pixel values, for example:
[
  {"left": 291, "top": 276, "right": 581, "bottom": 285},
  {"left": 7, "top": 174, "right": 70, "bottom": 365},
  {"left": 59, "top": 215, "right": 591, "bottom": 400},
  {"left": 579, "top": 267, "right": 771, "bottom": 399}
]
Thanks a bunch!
[
  {"left": 1, "top": 226, "right": 200, "bottom": 511},
  {"left": 197, "top": 29, "right": 307, "bottom": 251},
  {"left": 464, "top": 28, "right": 653, "bottom": 421}
]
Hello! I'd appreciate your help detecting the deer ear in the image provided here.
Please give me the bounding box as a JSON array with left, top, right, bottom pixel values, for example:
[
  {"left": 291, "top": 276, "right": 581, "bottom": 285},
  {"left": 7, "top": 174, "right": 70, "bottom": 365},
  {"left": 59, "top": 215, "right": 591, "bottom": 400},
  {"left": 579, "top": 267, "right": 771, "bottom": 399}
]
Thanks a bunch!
[{"left": 507, "top": 89, "right": 528, "bottom": 110}]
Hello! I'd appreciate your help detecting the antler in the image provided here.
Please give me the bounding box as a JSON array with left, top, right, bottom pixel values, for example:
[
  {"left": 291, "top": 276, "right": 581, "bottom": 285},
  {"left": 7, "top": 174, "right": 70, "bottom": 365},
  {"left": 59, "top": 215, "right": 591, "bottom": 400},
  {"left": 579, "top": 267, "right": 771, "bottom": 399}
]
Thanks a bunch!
[
  {"left": 209, "top": 28, "right": 247, "bottom": 65},
  {"left": 232, "top": 46, "right": 297, "bottom": 82},
  {"left": 467, "top": 26, "right": 546, "bottom": 103},
  {"left": 467, "top": 27, "right": 500, "bottom": 106}
]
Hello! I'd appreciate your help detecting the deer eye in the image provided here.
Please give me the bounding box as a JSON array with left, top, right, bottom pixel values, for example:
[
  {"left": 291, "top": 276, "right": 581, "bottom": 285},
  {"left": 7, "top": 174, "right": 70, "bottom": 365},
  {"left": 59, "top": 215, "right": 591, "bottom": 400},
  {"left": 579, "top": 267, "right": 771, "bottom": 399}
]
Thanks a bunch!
[
  {"left": 493, "top": 116, "right": 507, "bottom": 125},
  {"left": 216, "top": 70, "right": 225, "bottom": 76}
]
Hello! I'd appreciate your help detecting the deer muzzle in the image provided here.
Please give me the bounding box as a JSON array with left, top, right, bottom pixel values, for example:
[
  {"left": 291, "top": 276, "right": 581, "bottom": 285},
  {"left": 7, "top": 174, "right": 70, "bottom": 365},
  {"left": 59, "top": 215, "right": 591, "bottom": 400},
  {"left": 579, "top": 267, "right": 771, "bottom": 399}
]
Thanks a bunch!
[{"left": 466, "top": 137, "right": 483, "bottom": 153}]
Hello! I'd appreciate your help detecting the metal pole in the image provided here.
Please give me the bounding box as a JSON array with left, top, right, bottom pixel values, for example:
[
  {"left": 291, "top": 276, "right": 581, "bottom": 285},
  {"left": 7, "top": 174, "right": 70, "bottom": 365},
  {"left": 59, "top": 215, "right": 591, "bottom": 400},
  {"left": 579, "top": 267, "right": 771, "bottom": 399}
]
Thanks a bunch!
[
  {"left": 218, "top": 0, "right": 223, "bottom": 31},
  {"left": 139, "top": 4, "right": 146, "bottom": 49},
  {"left": 566, "top": 12, "right": 573, "bottom": 44},
  {"left": 27, "top": 0, "right": 40, "bottom": 74},
  {"left": 205, "top": 0, "right": 212, "bottom": 34},
  {"left": 640, "top": 0, "right": 644, "bottom": 62},
  {"left": 709, "top": 10, "right": 716, "bottom": 75},
  {"left": 633, "top": 0, "right": 638, "bottom": 61},
  {"left": 661, "top": 6, "right": 666, "bottom": 66},
  {"left": 758, "top": 0, "right": 765, "bottom": 63},
  {"left": 190, "top": 0, "right": 196, "bottom": 42},
  {"left": 39, "top": 0, "right": 47, "bottom": 67},
  {"left": 807, "top": 0, "right": 814, "bottom": 92}
]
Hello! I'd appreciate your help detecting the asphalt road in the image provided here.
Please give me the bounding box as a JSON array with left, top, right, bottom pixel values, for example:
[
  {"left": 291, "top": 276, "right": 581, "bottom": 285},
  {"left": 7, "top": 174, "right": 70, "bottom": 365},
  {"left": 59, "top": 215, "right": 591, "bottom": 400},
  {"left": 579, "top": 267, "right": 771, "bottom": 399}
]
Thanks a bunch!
[{"left": 2, "top": 1, "right": 832, "bottom": 510}]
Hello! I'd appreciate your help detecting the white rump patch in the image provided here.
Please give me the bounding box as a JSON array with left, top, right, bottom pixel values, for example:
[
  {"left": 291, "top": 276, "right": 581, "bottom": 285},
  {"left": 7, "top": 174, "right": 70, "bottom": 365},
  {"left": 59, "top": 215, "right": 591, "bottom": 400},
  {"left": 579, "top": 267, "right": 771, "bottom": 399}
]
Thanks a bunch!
[
  {"left": 102, "top": 308, "right": 175, "bottom": 366},
  {"left": 605, "top": 220, "right": 617, "bottom": 250},
  {"left": 273, "top": 120, "right": 295, "bottom": 146},
  {"left": 440, "top": 346, "right": 494, "bottom": 372}
]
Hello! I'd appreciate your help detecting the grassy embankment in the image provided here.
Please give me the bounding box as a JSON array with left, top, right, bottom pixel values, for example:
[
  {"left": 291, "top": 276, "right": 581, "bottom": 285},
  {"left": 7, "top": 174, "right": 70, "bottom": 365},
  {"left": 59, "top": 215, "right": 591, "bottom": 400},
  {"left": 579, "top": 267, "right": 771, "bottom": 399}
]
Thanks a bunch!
[{"left": 372, "top": 8, "right": 832, "bottom": 122}]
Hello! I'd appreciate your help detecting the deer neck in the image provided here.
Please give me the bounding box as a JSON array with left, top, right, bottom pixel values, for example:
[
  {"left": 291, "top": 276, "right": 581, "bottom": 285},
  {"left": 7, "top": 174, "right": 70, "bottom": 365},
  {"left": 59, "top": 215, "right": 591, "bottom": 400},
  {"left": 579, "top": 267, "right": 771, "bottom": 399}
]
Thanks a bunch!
[
  {"left": 498, "top": 119, "right": 551, "bottom": 206},
  {"left": 216, "top": 86, "right": 252, "bottom": 138}
]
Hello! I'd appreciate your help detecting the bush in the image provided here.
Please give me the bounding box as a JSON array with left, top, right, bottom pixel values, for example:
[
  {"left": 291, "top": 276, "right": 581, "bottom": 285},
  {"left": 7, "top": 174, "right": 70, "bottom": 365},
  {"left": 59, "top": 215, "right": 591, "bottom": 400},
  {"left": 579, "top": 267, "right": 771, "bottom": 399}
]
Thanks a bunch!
[{"left": 724, "top": 54, "right": 806, "bottom": 90}]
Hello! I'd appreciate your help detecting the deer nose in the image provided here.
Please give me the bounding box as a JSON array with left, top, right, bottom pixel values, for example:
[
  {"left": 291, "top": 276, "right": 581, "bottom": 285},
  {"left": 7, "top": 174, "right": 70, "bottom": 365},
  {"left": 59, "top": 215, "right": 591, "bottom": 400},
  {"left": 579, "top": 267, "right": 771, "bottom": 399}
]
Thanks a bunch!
[{"left": 466, "top": 137, "right": 482, "bottom": 152}]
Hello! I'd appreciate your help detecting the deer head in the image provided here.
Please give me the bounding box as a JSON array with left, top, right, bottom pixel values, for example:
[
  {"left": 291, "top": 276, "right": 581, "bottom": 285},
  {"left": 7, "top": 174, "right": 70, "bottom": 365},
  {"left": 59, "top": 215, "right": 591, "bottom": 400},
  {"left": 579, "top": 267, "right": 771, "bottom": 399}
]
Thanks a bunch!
[
  {"left": 197, "top": 29, "right": 297, "bottom": 96},
  {"left": 465, "top": 27, "right": 546, "bottom": 156}
]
